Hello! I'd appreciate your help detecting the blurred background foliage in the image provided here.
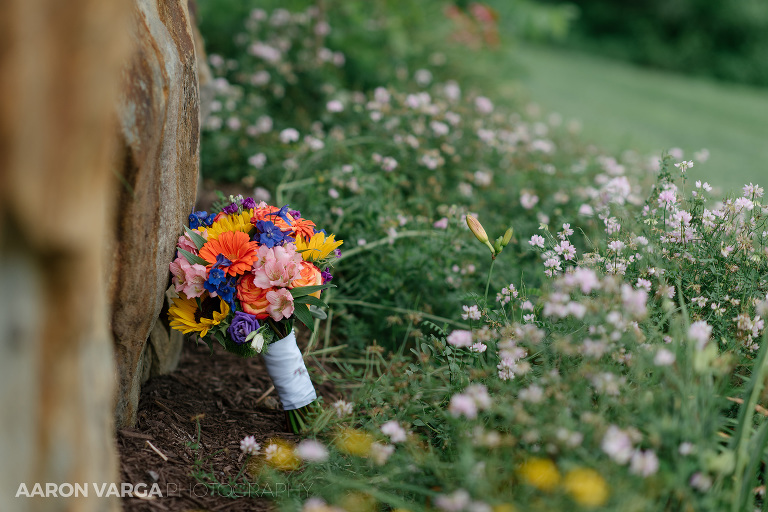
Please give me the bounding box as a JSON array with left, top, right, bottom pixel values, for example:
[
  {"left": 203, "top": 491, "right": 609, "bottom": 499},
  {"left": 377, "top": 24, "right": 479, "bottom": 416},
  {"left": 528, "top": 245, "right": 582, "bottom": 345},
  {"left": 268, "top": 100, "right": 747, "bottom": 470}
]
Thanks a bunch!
[{"left": 508, "top": 0, "right": 768, "bottom": 87}]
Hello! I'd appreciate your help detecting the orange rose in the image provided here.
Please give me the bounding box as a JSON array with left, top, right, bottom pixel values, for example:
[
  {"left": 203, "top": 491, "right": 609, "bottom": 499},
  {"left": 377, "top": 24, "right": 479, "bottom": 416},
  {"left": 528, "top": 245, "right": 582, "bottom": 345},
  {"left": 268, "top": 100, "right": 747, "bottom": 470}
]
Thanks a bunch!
[
  {"left": 289, "top": 261, "right": 323, "bottom": 298},
  {"left": 237, "top": 276, "right": 272, "bottom": 319}
]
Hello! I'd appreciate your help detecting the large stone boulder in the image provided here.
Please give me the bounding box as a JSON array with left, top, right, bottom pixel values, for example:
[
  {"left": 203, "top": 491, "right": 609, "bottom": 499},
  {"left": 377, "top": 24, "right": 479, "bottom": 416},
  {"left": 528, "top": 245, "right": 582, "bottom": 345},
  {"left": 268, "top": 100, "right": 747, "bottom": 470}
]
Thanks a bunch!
[
  {"left": 0, "top": 0, "right": 132, "bottom": 510},
  {"left": 108, "top": 0, "right": 200, "bottom": 427}
]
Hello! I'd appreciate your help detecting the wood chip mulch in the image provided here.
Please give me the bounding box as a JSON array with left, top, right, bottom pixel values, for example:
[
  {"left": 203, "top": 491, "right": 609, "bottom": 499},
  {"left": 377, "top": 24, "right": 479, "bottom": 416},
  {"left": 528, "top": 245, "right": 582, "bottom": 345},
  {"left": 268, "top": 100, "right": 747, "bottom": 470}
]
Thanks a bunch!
[{"left": 118, "top": 335, "right": 339, "bottom": 512}]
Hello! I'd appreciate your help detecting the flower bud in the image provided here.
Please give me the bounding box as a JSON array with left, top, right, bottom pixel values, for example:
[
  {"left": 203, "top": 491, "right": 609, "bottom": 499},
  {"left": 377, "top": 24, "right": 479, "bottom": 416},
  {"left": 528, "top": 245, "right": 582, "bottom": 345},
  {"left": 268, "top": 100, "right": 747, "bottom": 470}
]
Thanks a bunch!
[
  {"left": 502, "top": 227, "right": 514, "bottom": 246},
  {"left": 466, "top": 215, "right": 488, "bottom": 244},
  {"left": 493, "top": 237, "right": 503, "bottom": 254}
]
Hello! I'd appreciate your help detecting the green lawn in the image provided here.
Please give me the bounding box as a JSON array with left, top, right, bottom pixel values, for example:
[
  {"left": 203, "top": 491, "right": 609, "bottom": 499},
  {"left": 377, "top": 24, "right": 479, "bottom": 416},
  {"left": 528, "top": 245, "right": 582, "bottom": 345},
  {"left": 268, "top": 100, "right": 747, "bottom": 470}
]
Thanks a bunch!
[{"left": 493, "top": 44, "right": 768, "bottom": 193}]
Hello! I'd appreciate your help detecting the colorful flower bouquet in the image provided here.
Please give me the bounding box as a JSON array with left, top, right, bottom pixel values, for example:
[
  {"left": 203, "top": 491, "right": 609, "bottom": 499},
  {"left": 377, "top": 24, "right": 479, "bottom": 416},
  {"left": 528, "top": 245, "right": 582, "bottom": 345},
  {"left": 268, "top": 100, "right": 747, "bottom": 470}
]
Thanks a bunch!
[{"left": 167, "top": 196, "right": 342, "bottom": 432}]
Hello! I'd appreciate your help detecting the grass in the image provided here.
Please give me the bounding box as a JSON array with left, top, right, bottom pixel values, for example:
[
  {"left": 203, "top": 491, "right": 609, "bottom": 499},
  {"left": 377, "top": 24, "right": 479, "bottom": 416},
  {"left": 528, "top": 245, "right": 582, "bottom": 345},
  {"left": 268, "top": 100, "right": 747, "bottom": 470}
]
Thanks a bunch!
[{"left": 490, "top": 44, "right": 768, "bottom": 193}]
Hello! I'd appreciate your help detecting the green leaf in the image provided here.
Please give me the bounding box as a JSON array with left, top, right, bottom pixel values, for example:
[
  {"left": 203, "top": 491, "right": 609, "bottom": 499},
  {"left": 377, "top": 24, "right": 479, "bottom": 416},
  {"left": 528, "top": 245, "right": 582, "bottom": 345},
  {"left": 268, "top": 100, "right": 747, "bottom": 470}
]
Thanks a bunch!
[
  {"left": 289, "top": 284, "right": 336, "bottom": 298},
  {"left": 183, "top": 225, "right": 209, "bottom": 250},
  {"left": 292, "top": 302, "right": 315, "bottom": 332},
  {"left": 293, "top": 295, "right": 329, "bottom": 308},
  {"left": 178, "top": 248, "right": 209, "bottom": 266}
]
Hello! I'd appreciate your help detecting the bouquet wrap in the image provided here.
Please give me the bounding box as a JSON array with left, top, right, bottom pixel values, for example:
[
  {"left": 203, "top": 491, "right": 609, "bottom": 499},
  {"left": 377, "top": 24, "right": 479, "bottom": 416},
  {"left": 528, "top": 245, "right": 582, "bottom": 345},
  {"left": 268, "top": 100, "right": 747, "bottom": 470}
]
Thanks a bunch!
[{"left": 262, "top": 330, "right": 317, "bottom": 410}]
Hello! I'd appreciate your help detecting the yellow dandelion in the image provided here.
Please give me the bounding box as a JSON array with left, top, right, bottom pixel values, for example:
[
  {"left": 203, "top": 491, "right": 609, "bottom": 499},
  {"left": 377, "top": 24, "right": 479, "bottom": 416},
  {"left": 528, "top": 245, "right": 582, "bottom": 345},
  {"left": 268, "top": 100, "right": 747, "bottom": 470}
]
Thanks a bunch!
[
  {"left": 168, "top": 295, "right": 229, "bottom": 338},
  {"left": 518, "top": 458, "right": 561, "bottom": 492},
  {"left": 563, "top": 468, "right": 609, "bottom": 507},
  {"left": 295, "top": 232, "right": 343, "bottom": 262},
  {"left": 339, "top": 492, "right": 377, "bottom": 512},
  {"left": 205, "top": 209, "right": 255, "bottom": 240},
  {"left": 335, "top": 428, "right": 374, "bottom": 457},
  {"left": 264, "top": 439, "right": 301, "bottom": 471}
]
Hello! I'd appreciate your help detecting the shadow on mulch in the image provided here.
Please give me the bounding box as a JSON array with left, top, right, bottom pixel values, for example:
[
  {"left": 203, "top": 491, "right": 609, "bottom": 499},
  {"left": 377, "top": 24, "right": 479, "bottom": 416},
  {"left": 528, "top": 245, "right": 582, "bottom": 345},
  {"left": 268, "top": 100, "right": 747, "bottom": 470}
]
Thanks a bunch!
[{"left": 118, "top": 334, "right": 339, "bottom": 512}]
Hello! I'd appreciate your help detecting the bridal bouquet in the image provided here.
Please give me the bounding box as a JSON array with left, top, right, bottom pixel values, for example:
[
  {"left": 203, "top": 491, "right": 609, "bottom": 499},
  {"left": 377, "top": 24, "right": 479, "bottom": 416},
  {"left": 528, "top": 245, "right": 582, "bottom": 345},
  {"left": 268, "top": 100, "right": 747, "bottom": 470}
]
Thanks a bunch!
[{"left": 167, "top": 196, "right": 342, "bottom": 432}]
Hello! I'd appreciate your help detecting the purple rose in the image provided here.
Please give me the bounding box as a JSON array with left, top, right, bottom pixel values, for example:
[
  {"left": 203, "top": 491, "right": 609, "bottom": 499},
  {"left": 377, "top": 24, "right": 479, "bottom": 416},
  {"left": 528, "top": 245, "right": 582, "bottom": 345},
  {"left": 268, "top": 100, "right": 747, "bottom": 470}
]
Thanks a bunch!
[{"left": 227, "top": 311, "right": 260, "bottom": 344}]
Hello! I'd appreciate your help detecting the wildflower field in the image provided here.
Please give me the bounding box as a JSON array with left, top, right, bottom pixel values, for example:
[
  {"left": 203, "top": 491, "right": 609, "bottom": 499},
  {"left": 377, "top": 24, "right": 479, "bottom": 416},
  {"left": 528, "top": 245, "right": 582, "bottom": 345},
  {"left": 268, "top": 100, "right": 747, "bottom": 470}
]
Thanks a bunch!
[{"left": 185, "top": 2, "right": 768, "bottom": 510}]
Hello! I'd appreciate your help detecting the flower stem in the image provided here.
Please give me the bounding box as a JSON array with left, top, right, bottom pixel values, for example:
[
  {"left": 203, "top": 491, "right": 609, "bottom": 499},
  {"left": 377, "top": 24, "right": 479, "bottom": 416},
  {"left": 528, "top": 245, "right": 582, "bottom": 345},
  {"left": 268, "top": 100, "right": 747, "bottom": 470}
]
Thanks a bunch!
[{"left": 484, "top": 257, "right": 496, "bottom": 305}]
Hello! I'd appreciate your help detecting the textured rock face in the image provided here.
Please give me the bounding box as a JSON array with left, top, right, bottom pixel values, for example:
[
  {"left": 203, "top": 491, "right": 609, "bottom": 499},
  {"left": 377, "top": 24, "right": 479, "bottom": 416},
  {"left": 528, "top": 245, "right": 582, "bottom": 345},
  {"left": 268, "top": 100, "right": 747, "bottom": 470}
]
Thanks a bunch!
[
  {"left": 108, "top": 0, "right": 200, "bottom": 427},
  {"left": 0, "top": 1, "right": 131, "bottom": 511}
]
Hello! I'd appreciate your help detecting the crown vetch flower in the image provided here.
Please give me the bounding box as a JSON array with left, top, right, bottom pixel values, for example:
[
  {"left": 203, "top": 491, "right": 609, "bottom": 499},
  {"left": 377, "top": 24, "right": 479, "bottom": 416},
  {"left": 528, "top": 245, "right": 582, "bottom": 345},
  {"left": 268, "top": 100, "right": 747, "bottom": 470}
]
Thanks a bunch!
[
  {"left": 227, "top": 311, "right": 260, "bottom": 344},
  {"left": 199, "top": 230, "right": 259, "bottom": 276}
]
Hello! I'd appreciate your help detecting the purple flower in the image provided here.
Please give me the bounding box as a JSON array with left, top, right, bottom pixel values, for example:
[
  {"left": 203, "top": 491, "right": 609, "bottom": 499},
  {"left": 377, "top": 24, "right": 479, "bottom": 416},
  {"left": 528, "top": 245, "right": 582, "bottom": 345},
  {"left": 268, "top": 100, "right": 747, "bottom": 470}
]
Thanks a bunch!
[
  {"left": 334, "top": 248, "right": 342, "bottom": 258},
  {"left": 321, "top": 267, "right": 333, "bottom": 283},
  {"left": 228, "top": 311, "right": 260, "bottom": 344},
  {"left": 222, "top": 203, "right": 239, "bottom": 215},
  {"left": 242, "top": 197, "right": 257, "bottom": 210},
  {"left": 289, "top": 209, "right": 301, "bottom": 219}
]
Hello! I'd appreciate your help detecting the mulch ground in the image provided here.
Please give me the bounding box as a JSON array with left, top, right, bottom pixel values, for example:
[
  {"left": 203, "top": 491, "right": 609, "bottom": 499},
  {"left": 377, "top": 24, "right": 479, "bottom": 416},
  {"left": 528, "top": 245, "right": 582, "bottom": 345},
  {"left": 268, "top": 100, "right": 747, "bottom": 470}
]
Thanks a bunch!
[{"left": 118, "top": 334, "right": 340, "bottom": 512}]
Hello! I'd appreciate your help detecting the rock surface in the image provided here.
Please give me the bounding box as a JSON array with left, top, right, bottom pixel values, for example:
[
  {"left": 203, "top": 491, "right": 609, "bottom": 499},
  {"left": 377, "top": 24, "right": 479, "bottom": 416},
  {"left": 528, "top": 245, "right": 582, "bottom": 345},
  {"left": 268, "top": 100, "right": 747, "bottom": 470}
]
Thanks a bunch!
[
  {"left": 108, "top": 0, "right": 200, "bottom": 427},
  {"left": 0, "top": 0, "right": 132, "bottom": 510}
]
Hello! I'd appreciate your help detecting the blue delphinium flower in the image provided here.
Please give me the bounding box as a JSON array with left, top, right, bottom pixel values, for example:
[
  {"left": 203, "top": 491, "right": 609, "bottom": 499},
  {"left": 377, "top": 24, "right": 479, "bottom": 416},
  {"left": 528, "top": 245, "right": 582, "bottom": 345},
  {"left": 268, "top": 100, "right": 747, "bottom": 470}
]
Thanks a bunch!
[
  {"left": 266, "top": 204, "right": 294, "bottom": 226},
  {"left": 255, "top": 220, "right": 292, "bottom": 248}
]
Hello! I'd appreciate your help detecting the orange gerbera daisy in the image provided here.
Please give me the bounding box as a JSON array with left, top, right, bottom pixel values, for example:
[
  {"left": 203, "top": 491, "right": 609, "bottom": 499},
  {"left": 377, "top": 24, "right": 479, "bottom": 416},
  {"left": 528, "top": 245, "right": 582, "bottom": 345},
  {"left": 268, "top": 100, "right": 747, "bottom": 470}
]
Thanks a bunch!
[
  {"left": 291, "top": 218, "right": 317, "bottom": 241},
  {"left": 199, "top": 230, "right": 259, "bottom": 276}
]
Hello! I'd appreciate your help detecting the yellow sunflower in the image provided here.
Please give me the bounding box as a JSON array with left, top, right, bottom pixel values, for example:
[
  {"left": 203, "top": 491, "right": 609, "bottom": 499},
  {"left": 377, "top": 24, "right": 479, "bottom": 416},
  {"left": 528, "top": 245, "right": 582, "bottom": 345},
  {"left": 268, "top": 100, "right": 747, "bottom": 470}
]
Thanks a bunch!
[
  {"left": 295, "top": 232, "right": 343, "bottom": 261},
  {"left": 168, "top": 294, "right": 230, "bottom": 338},
  {"left": 204, "top": 209, "right": 255, "bottom": 240}
]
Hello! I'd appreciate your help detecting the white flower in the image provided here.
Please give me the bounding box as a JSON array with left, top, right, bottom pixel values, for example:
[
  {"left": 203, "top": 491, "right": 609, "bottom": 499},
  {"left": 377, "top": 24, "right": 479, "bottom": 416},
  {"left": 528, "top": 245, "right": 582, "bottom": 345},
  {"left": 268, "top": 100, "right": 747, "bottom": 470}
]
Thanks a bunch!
[
  {"left": 529, "top": 235, "right": 545, "bottom": 248},
  {"left": 449, "top": 393, "right": 477, "bottom": 419},
  {"left": 654, "top": 348, "right": 676, "bottom": 366},
  {"left": 435, "top": 490, "right": 471, "bottom": 512},
  {"left": 326, "top": 100, "right": 344, "bottom": 113},
  {"left": 279, "top": 128, "right": 300, "bottom": 143},
  {"left": 240, "top": 435, "right": 260, "bottom": 455},
  {"left": 447, "top": 330, "right": 473, "bottom": 347},
  {"left": 520, "top": 191, "right": 539, "bottom": 210},
  {"left": 474, "top": 96, "right": 493, "bottom": 114},
  {"left": 248, "top": 153, "right": 267, "bottom": 169},
  {"left": 332, "top": 399, "right": 354, "bottom": 417},
  {"left": 602, "top": 425, "right": 634, "bottom": 464},
  {"left": 461, "top": 305, "right": 481, "bottom": 321},
  {"left": 369, "top": 442, "right": 395, "bottom": 465},
  {"left": 295, "top": 440, "right": 329, "bottom": 462},
  {"left": 630, "top": 449, "right": 659, "bottom": 477},
  {"left": 674, "top": 160, "right": 694, "bottom": 173},
  {"left": 250, "top": 332, "right": 265, "bottom": 352},
  {"left": 381, "top": 420, "right": 408, "bottom": 443},
  {"left": 688, "top": 320, "right": 712, "bottom": 349}
]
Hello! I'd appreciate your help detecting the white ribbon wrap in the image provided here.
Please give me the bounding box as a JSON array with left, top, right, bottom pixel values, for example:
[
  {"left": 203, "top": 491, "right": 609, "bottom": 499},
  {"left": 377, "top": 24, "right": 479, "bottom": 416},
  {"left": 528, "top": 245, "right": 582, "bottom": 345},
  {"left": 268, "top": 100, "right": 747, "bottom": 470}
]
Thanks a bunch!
[{"left": 261, "top": 330, "right": 317, "bottom": 410}]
